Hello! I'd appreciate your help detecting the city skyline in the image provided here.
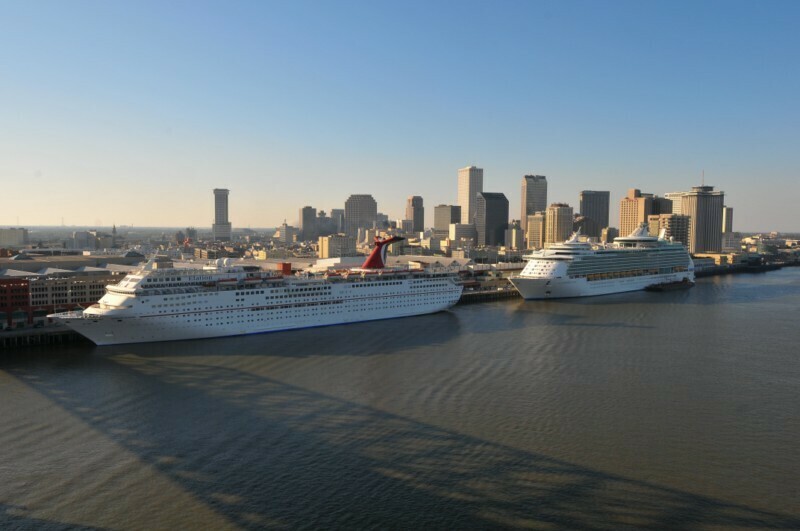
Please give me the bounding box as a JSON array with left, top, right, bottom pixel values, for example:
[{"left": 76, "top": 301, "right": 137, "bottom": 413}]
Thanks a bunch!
[{"left": 2, "top": 1, "right": 799, "bottom": 231}]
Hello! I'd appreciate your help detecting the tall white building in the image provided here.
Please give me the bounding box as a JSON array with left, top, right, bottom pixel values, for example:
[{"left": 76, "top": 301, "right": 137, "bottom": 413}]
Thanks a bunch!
[
  {"left": 457, "top": 166, "right": 484, "bottom": 224},
  {"left": 722, "top": 206, "right": 734, "bottom": 233},
  {"left": 521, "top": 175, "right": 547, "bottom": 233},
  {"left": 665, "top": 192, "right": 685, "bottom": 215},
  {"left": 212, "top": 188, "right": 232, "bottom": 241}
]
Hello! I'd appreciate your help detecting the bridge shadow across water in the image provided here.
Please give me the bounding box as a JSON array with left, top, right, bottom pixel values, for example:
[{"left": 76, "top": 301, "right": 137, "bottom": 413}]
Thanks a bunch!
[
  {"left": 0, "top": 503, "right": 107, "bottom": 531},
  {"left": 7, "top": 352, "right": 800, "bottom": 530}
]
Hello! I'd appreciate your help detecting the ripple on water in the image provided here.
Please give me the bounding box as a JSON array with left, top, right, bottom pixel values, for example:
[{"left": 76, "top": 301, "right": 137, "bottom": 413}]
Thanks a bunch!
[{"left": 1, "top": 269, "right": 800, "bottom": 527}]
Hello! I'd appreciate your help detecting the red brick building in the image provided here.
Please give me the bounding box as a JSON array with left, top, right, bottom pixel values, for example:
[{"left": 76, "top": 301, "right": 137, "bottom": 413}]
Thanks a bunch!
[
  {"left": 1, "top": 272, "right": 125, "bottom": 328},
  {"left": 0, "top": 278, "right": 30, "bottom": 329}
]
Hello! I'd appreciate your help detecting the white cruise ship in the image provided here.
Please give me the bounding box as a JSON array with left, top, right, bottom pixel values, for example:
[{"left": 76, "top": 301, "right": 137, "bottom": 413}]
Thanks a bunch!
[
  {"left": 49, "top": 237, "right": 463, "bottom": 345},
  {"left": 509, "top": 225, "right": 694, "bottom": 299}
]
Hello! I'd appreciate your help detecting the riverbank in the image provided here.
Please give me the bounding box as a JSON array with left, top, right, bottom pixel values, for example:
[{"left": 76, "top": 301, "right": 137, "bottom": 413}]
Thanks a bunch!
[{"left": 3, "top": 262, "right": 796, "bottom": 348}]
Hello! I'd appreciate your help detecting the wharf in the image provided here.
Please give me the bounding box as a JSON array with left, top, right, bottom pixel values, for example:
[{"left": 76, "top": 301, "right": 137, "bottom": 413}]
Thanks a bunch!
[
  {"left": 695, "top": 263, "right": 784, "bottom": 278},
  {"left": 1, "top": 325, "right": 85, "bottom": 349},
  {"left": 458, "top": 287, "right": 520, "bottom": 304}
]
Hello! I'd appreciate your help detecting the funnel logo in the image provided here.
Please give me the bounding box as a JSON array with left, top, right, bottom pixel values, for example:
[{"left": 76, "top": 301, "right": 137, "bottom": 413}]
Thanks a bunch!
[{"left": 361, "top": 236, "right": 404, "bottom": 269}]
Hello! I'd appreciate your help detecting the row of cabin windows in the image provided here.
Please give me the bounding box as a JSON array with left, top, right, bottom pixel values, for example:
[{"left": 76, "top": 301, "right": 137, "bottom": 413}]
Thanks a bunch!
[
  {"left": 167, "top": 295, "right": 456, "bottom": 325},
  {"left": 148, "top": 289, "right": 457, "bottom": 315}
]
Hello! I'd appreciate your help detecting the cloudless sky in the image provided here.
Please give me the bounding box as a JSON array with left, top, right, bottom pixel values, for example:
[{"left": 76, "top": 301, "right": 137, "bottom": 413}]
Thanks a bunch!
[{"left": 2, "top": 0, "right": 798, "bottom": 231}]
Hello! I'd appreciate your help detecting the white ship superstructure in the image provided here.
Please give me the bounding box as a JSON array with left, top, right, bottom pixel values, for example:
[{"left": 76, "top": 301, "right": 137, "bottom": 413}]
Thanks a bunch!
[
  {"left": 50, "top": 237, "right": 463, "bottom": 345},
  {"left": 509, "top": 225, "right": 694, "bottom": 299}
]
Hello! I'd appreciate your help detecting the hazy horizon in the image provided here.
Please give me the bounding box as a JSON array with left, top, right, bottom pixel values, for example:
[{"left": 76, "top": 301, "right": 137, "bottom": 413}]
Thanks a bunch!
[{"left": 2, "top": 1, "right": 799, "bottom": 231}]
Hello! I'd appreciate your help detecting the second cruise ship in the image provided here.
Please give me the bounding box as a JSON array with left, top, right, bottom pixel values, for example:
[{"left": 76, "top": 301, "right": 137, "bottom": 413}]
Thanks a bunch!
[{"left": 509, "top": 225, "right": 694, "bottom": 299}]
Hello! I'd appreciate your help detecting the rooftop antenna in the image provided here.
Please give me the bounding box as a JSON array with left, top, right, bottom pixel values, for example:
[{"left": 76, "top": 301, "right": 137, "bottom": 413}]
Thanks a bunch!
[{"left": 702, "top": 169, "right": 705, "bottom": 186}]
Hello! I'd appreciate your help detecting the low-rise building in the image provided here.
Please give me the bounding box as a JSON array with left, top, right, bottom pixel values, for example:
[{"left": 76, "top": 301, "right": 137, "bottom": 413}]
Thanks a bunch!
[
  {"left": 318, "top": 234, "right": 357, "bottom": 258},
  {"left": 693, "top": 253, "right": 746, "bottom": 266}
]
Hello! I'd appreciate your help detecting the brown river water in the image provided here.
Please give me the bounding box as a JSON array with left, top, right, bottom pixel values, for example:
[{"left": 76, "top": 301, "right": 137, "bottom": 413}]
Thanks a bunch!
[{"left": 1, "top": 269, "right": 799, "bottom": 529}]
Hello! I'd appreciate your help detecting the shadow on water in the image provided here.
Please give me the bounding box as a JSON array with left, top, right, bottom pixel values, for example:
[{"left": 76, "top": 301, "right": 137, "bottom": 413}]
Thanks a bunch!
[
  {"left": 0, "top": 503, "right": 106, "bottom": 531},
  {"left": 7, "top": 355, "right": 800, "bottom": 529},
  {"left": 495, "top": 300, "right": 655, "bottom": 330},
  {"left": 99, "top": 310, "right": 464, "bottom": 359}
]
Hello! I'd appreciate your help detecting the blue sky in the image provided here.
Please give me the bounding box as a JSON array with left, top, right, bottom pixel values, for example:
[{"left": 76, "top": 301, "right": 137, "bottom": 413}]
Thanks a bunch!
[{"left": 2, "top": 0, "right": 798, "bottom": 231}]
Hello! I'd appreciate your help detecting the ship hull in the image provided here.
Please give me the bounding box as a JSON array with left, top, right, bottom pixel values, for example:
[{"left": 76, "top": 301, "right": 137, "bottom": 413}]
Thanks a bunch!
[
  {"left": 509, "top": 271, "right": 694, "bottom": 300},
  {"left": 53, "top": 288, "right": 462, "bottom": 346}
]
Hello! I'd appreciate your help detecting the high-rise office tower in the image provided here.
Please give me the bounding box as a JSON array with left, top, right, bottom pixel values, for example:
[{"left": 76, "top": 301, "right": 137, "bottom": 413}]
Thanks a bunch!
[
  {"left": 681, "top": 185, "right": 724, "bottom": 253},
  {"left": 314, "top": 211, "right": 336, "bottom": 237},
  {"left": 475, "top": 192, "right": 509, "bottom": 247},
  {"left": 458, "top": 166, "right": 484, "bottom": 224},
  {"left": 619, "top": 188, "right": 653, "bottom": 237},
  {"left": 652, "top": 196, "right": 673, "bottom": 215},
  {"left": 375, "top": 212, "right": 390, "bottom": 229},
  {"left": 344, "top": 195, "right": 378, "bottom": 237},
  {"left": 405, "top": 196, "right": 424, "bottom": 233},
  {"left": 578, "top": 190, "right": 610, "bottom": 238},
  {"left": 545, "top": 203, "right": 574, "bottom": 246},
  {"left": 433, "top": 205, "right": 461, "bottom": 238},
  {"left": 298, "top": 206, "right": 317, "bottom": 242},
  {"left": 521, "top": 175, "right": 547, "bottom": 233},
  {"left": 526, "top": 212, "right": 546, "bottom": 250},
  {"left": 330, "top": 209, "right": 345, "bottom": 233},
  {"left": 722, "top": 206, "right": 734, "bottom": 233},
  {"left": 449, "top": 223, "right": 477, "bottom": 248},
  {"left": 396, "top": 219, "right": 414, "bottom": 233},
  {"left": 212, "top": 188, "right": 232, "bottom": 241}
]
